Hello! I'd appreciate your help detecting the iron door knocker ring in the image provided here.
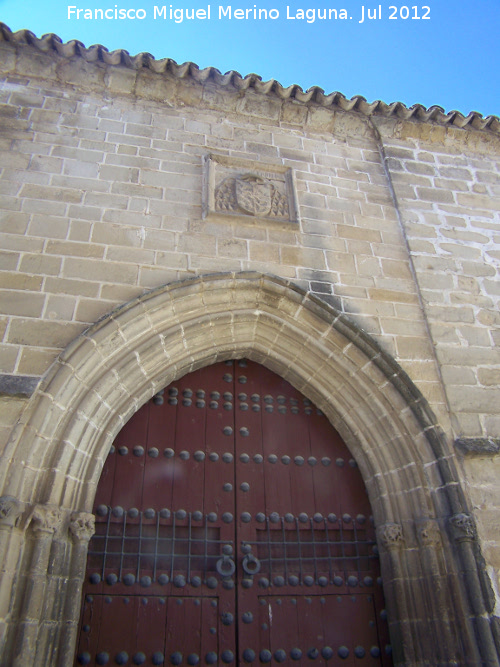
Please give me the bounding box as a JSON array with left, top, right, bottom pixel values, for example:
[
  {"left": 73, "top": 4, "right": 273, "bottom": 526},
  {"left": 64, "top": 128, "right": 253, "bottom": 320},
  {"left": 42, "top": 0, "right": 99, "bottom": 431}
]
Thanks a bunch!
[
  {"left": 216, "top": 555, "right": 236, "bottom": 577},
  {"left": 242, "top": 553, "right": 261, "bottom": 575}
]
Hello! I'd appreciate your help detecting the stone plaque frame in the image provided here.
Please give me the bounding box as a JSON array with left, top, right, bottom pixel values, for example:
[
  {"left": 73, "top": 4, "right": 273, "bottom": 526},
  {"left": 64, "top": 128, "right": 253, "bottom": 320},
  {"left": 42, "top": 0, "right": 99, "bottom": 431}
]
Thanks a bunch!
[{"left": 202, "top": 153, "right": 299, "bottom": 226}]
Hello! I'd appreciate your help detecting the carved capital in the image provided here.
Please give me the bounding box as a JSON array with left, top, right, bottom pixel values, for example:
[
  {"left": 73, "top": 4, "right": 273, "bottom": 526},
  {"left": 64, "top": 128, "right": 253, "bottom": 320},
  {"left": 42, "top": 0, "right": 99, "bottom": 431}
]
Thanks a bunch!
[
  {"left": 31, "top": 505, "right": 64, "bottom": 534},
  {"left": 69, "top": 512, "right": 95, "bottom": 542},
  {"left": 449, "top": 513, "right": 476, "bottom": 542},
  {"left": 377, "top": 522, "right": 404, "bottom": 550},
  {"left": 416, "top": 519, "right": 441, "bottom": 547},
  {"left": 0, "top": 496, "right": 23, "bottom": 529}
]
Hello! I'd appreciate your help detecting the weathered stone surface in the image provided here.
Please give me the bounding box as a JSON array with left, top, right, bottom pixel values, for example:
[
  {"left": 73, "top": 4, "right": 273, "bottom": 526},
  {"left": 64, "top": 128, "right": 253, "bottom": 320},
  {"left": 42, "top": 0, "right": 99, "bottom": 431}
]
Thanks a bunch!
[
  {"left": 377, "top": 522, "right": 404, "bottom": 550},
  {"left": 455, "top": 437, "right": 500, "bottom": 456},
  {"left": 0, "top": 374, "right": 40, "bottom": 397},
  {"left": 0, "top": 496, "right": 22, "bottom": 528},
  {"left": 0, "top": 29, "right": 498, "bottom": 667}
]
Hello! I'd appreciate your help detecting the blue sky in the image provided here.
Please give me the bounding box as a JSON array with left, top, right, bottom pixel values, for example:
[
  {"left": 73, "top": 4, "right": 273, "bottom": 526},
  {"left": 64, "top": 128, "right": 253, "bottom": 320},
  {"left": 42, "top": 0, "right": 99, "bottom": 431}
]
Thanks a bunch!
[{"left": 1, "top": 0, "right": 498, "bottom": 116}]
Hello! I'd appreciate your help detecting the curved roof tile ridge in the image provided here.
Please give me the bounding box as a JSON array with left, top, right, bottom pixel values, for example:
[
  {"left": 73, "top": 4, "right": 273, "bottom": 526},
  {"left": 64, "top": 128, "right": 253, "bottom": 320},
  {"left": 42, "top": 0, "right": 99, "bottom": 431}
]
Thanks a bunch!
[{"left": 0, "top": 23, "right": 498, "bottom": 135}]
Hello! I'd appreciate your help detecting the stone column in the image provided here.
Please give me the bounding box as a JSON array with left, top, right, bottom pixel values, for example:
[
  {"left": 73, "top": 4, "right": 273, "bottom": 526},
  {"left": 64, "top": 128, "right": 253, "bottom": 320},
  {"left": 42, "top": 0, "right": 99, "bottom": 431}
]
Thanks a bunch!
[
  {"left": 0, "top": 496, "right": 23, "bottom": 654},
  {"left": 449, "top": 513, "right": 500, "bottom": 667},
  {"left": 414, "top": 518, "right": 465, "bottom": 664},
  {"left": 12, "top": 504, "right": 63, "bottom": 667},
  {"left": 376, "top": 522, "right": 410, "bottom": 666},
  {"left": 57, "top": 512, "right": 95, "bottom": 666}
]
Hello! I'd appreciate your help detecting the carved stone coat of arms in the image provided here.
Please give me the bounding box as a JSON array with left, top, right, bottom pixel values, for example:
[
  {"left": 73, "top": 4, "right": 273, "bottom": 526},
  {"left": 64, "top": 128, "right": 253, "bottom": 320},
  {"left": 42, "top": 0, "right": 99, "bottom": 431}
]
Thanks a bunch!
[
  {"left": 215, "top": 173, "right": 289, "bottom": 219},
  {"left": 235, "top": 174, "right": 273, "bottom": 216},
  {"left": 203, "top": 154, "right": 298, "bottom": 225}
]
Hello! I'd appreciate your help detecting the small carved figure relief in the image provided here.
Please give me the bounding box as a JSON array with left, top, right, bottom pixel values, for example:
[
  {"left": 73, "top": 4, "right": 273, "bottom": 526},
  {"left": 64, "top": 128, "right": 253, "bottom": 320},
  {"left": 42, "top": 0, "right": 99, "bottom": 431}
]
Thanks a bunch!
[
  {"left": 0, "top": 496, "right": 22, "bottom": 528},
  {"left": 416, "top": 519, "right": 441, "bottom": 547},
  {"left": 69, "top": 512, "right": 95, "bottom": 542},
  {"left": 377, "top": 522, "right": 404, "bottom": 549},
  {"left": 449, "top": 513, "right": 475, "bottom": 542},
  {"left": 31, "top": 505, "right": 64, "bottom": 534}
]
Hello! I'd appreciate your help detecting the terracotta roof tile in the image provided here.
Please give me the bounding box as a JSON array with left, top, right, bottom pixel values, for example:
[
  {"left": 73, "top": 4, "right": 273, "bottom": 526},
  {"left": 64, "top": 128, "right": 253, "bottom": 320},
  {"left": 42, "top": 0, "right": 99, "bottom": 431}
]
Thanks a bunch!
[{"left": 1, "top": 23, "right": 498, "bottom": 135}]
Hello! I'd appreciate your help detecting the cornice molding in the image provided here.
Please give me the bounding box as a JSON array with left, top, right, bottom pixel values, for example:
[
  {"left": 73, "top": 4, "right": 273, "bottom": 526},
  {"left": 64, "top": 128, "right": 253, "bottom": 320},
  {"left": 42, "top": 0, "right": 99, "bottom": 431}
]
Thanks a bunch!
[{"left": 1, "top": 23, "right": 498, "bottom": 136}]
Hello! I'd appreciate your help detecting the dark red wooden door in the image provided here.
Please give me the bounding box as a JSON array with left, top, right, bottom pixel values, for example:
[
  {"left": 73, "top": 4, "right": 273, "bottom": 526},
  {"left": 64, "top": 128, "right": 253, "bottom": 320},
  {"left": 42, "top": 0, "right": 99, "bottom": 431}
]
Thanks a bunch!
[{"left": 76, "top": 361, "right": 392, "bottom": 666}]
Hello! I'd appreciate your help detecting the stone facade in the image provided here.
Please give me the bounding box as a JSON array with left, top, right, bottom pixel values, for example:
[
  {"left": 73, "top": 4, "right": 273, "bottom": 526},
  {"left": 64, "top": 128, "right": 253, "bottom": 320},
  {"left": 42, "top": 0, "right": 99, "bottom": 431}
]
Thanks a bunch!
[{"left": 0, "top": 23, "right": 499, "bottom": 665}]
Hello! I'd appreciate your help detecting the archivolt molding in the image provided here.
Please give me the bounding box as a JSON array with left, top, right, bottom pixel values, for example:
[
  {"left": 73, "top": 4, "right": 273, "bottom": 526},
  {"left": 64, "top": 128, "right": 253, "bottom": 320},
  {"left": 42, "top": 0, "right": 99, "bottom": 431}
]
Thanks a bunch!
[
  {"left": 2, "top": 272, "right": 452, "bottom": 517},
  {"left": 0, "top": 271, "right": 497, "bottom": 665}
]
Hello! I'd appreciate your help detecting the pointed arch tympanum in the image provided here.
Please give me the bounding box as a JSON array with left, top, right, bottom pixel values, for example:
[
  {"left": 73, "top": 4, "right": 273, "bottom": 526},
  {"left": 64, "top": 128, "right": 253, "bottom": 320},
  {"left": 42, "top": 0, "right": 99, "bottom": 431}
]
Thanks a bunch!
[{"left": 0, "top": 272, "right": 498, "bottom": 666}]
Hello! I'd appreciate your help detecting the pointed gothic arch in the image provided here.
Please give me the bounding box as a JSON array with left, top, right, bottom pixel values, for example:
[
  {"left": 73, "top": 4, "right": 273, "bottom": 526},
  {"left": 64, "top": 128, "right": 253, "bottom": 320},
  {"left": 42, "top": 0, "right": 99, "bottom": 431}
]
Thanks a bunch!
[{"left": 0, "top": 272, "right": 498, "bottom": 666}]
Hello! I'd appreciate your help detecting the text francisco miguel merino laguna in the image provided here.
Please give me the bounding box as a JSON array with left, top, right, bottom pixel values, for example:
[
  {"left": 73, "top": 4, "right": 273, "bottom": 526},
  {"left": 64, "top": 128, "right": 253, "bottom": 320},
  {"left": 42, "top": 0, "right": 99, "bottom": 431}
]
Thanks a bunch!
[{"left": 67, "top": 5, "right": 409, "bottom": 24}]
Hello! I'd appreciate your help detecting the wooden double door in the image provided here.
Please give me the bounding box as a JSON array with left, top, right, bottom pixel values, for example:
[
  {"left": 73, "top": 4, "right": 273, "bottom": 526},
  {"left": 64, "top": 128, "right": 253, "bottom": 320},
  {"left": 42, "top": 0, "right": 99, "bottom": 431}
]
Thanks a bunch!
[{"left": 76, "top": 360, "right": 392, "bottom": 665}]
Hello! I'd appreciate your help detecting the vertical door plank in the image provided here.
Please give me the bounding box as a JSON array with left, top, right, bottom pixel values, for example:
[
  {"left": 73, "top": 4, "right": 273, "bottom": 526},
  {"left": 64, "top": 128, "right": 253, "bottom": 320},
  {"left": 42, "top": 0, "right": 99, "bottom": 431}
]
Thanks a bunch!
[
  {"left": 142, "top": 392, "right": 178, "bottom": 512},
  {"left": 110, "top": 408, "right": 149, "bottom": 510},
  {"left": 165, "top": 596, "right": 189, "bottom": 662},
  {"left": 296, "top": 596, "right": 327, "bottom": 665},
  {"left": 200, "top": 597, "right": 219, "bottom": 665},
  {"left": 74, "top": 593, "right": 104, "bottom": 664},
  {"left": 96, "top": 595, "right": 137, "bottom": 664},
  {"left": 136, "top": 595, "right": 168, "bottom": 661}
]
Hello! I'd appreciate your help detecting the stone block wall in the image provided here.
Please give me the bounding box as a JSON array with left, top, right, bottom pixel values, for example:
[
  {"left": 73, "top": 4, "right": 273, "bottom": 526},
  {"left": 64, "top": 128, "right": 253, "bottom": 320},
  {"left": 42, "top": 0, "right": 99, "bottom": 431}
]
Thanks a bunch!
[
  {"left": 0, "top": 40, "right": 454, "bottom": 426},
  {"left": 0, "top": 28, "right": 499, "bottom": 661},
  {"left": 379, "top": 123, "right": 500, "bottom": 438},
  {"left": 376, "top": 124, "right": 500, "bottom": 581}
]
